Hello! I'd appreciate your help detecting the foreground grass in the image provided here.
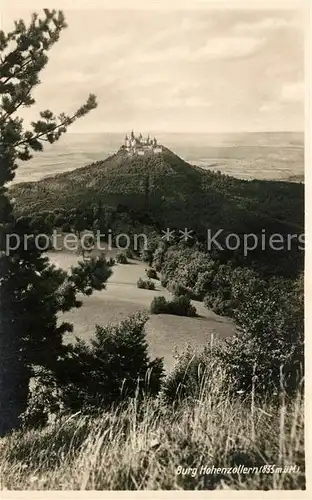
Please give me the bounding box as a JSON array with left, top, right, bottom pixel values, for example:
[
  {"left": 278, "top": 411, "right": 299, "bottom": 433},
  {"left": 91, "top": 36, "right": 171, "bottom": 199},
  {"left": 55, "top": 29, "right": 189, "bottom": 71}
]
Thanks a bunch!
[{"left": 0, "top": 368, "right": 304, "bottom": 491}]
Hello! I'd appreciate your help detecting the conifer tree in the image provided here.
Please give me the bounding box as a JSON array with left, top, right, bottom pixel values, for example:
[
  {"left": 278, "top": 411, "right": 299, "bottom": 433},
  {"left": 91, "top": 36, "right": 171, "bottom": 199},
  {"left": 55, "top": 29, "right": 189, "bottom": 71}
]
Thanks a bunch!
[{"left": 0, "top": 9, "right": 112, "bottom": 435}]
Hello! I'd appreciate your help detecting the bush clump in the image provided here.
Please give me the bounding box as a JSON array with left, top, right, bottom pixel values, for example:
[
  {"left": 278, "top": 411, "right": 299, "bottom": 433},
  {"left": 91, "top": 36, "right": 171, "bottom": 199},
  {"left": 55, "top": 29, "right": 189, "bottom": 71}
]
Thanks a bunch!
[
  {"left": 160, "top": 274, "right": 168, "bottom": 288},
  {"left": 161, "top": 345, "right": 224, "bottom": 406},
  {"left": 204, "top": 295, "right": 234, "bottom": 317},
  {"left": 167, "top": 280, "right": 191, "bottom": 298},
  {"left": 18, "top": 367, "right": 64, "bottom": 430},
  {"left": 216, "top": 275, "right": 304, "bottom": 397},
  {"left": 145, "top": 268, "right": 158, "bottom": 280},
  {"left": 61, "top": 222, "right": 72, "bottom": 233},
  {"left": 54, "top": 312, "right": 165, "bottom": 412},
  {"left": 125, "top": 248, "right": 134, "bottom": 259},
  {"left": 150, "top": 294, "right": 197, "bottom": 317},
  {"left": 116, "top": 251, "right": 128, "bottom": 264},
  {"left": 137, "top": 278, "right": 156, "bottom": 290},
  {"left": 150, "top": 296, "right": 168, "bottom": 314}
]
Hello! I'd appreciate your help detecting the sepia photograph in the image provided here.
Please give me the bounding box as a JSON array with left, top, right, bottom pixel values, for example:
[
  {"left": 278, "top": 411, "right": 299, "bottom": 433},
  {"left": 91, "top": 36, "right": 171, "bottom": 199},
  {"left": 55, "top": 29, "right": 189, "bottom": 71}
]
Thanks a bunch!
[{"left": 0, "top": 0, "right": 307, "bottom": 492}]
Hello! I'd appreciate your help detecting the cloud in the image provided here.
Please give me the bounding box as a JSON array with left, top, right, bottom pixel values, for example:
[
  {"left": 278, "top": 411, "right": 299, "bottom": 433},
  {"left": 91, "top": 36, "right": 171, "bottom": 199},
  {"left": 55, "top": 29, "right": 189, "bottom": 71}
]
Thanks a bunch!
[
  {"left": 197, "top": 36, "right": 265, "bottom": 59},
  {"left": 280, "top": 82, "right": 304, "bottom": 102},
  {"left": 259, "top": 102, "right": 279, "bottom": 113},
  {"left": 112, "top": 35, "right": 265, "bottom": 67},
  {"left": 46, "top": 71, "right": 96, "bottom": 85},
  {"left": 147, "top": 17, "right": 213, "bottom": 46},
  {"left": 183, "top": 96, "right": 212, "bottom": 107},
  {"left": 58, "top": 33, "right": 131, "bottom": 60},
  {"left": 11, "top": 8, "right": 304, "bottom": 133},
  {"left": 233, "top": 17, "right": 296, "bottom": 33},
  {"left": 147, "top": 46, "right": 191, "bottom": 62},
  {"left": 259, "top": 80, "right": 304, "bottom": 113},
  {"left": 135, "top": 94, "right": 212, "bottom": 110}
]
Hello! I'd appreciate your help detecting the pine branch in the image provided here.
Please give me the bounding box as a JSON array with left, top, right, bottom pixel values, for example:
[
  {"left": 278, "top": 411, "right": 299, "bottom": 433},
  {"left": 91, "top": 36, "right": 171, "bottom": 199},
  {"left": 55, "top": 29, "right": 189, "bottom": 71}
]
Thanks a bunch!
[
  {"left": 0, "top": 55, "right": 34, "bottom": 86},
  {"left": 0, "top": 89, "right": 33, "bottom": 124},
  {"left": 14, "top": 94, "right": 97, "bottom": 149}
]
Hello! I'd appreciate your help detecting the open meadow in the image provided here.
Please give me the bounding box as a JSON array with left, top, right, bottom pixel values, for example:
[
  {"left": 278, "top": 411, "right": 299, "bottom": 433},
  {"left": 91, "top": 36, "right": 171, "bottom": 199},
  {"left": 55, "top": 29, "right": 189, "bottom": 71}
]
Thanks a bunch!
[{"left": 47, "top": 246, "right": 235, "bottom": 372}]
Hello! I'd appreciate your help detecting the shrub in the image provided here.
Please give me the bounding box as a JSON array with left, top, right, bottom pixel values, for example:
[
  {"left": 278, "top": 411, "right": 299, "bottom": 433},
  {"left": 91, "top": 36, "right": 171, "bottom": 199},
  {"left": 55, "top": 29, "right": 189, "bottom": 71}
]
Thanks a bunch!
[
  {"left": 54, "top": 312, "right": 165, "bottom": 411},
  {"left": 61, "top": 222, "right": 72, "bottom": 232},
  {"left": 18, "top": 367, "right": 65, "bottom": 429},
  {"left": 216, "top": 276, "right": 304, "bottom": 397},
  {"left": 140, "top": 249, "right": 153, "bottom": 266},
  {"left": 116, "top": 251, "right": 128, "bottom": 264},
  {"left": 160, "top": 274, "right": 169, "bottom": 288},
  {"left": 107, "top": 257, "right": 116, "bottom": 266},
  {"left": 150, "top": 296, "right": 168, "bottom": 314},
  {"left": 150, "top": 295, "right": 197, "bottom": 317},
  {"left": 125, "top": 248, "right": 134, "bottom": 259},
  {"left": 204, "top": 295, "right": 234, "bottom": 317},
  {"left": 145, "top": 268, "right": 158, "bottom": 280},
  {"left": 202, "top": 263, "right": 237, "bottom": 317},
  {"left": 158, "top": 246, "right": 216, "bottom": 299},
  {"left": 139, "top": 233, "right": 162, "bottom": 265},
  {"left": 137, "top": 278, "right": 155, "bottom": 290},
  {"left": 171, "top": 295, "right": 197, "bottom": 317},
  {"left": 193, "top": 266, "right": 216, "bottom": 299},
  {"left": 161, "top": 345, "right": 224, "bottom": 405},
  {"left": 167, "top": 280, "right": 191, "bottom": 298},
  {"left": 152, "top": 244, "right": 167, "bottom": 271}
]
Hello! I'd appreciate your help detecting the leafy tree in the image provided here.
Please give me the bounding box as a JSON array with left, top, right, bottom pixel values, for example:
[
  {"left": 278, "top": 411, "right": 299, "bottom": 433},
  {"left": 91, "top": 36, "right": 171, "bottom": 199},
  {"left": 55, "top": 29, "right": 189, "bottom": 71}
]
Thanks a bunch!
[
  {"left": 54, "top": 312, "right": 164, "bottom": 411},
  {"left": 217, "top": 276, "right": 304, "bottom": 396},
  {"left": 72, "top": 209, "right": 87, "bottom": 239},
  {"left": 0, "top": 10, "right": 111, "bottom": 435},
  {"left": 53, "top": 210, "right": 66, "bottom": 228}
]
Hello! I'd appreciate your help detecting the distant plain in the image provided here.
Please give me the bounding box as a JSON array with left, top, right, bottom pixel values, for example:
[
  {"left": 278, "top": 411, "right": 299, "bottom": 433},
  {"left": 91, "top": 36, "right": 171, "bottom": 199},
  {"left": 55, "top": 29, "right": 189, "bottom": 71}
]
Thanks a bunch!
[{"left": 13, "top": 131, "right": 304, "bottom": 184}]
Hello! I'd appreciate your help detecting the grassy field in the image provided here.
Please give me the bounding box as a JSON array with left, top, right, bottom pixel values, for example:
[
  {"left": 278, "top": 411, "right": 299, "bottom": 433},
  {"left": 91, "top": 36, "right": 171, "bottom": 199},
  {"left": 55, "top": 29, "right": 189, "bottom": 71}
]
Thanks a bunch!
[
  {"left": 0, "top": 365, "right": 304, "bottom": 490},
  {"left": 48, "top": 247, "right": 235, "bottom": 372}
]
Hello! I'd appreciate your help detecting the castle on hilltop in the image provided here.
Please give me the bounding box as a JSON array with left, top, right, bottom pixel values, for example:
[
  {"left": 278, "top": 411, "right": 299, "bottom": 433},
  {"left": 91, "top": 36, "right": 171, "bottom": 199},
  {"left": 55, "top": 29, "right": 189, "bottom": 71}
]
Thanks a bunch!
[{"left": 121, "top": 131, "right": 163, "bottom": 156}]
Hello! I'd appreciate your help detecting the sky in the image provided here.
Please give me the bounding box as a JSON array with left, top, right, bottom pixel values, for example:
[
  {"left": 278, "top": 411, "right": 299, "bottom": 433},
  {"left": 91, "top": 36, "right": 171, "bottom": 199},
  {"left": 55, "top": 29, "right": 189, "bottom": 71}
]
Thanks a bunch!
[{"left": 1, "top": 0, "right": 305, "bottom": 133}]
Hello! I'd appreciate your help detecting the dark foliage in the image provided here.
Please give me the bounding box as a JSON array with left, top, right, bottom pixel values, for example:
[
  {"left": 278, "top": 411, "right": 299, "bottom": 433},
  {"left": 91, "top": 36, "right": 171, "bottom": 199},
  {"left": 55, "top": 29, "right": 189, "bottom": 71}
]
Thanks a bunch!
[
  {"left": 116, "top": 251, "right": 129, "bottom": 264},
  {"left": 161, "top": 346, "right": 221, "bottom": 405},
  {"left": 150, "top": 295, "right": 197, "bottom": 317},
  {"left": 145, "top": 268, "right": 158, "bottom": 280},
  {"left": 0, "top": 9, "right": 109, "bottom": 436},
  {"left": 53, "top": 313, "right": 164, "bottom": 411},
  {"left": 217, "top": 275, "right": 304, "bottom": 396},
  {"left": 137, "top": 278, "right": 156, "bottom": 290}
]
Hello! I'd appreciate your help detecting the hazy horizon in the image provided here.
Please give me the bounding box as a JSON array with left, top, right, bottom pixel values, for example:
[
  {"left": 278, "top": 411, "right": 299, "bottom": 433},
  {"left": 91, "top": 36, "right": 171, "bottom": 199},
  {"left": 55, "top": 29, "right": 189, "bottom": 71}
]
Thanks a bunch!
[
  {"left": 67, "top": 129, "right": 304, "bottom": 134},
  {"left": 12, "top": 129, "right": 304, "bottom": 185}
]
